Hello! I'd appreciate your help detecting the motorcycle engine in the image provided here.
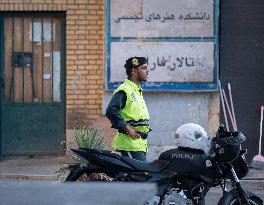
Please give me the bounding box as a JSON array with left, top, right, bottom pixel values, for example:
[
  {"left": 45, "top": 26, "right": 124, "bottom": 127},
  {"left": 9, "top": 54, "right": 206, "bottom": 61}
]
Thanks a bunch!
[{"left": 162, "top": 189, "right": 193, "bottom": 205}]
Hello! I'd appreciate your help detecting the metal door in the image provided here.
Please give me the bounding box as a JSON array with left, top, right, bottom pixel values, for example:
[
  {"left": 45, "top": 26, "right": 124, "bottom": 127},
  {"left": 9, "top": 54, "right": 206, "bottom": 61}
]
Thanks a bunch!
[{"left": 0, "top": 13, "right": 66, "bottom": 156}]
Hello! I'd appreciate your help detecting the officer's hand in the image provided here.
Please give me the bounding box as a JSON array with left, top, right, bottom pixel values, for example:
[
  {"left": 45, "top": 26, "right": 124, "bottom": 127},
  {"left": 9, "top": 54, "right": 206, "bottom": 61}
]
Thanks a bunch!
[{"left": 124, "top": 125, "right": 141, "bottom": 139}]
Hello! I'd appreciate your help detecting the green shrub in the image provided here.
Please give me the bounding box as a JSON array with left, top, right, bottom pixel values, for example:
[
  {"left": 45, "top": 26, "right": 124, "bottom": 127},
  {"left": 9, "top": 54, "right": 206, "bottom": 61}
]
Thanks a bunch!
[
  {"left": 73, "top": 127, "right": 105, "bottom": 150},
  {"left": 56, "top": 127, "right": 106, "bottom": 182}
]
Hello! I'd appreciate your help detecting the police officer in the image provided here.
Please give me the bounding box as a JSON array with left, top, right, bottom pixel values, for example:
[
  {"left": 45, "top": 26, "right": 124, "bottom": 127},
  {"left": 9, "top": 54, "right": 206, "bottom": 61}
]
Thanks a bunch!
[{"left": 106, "top": 57, "right": 151, "bottom": 161}]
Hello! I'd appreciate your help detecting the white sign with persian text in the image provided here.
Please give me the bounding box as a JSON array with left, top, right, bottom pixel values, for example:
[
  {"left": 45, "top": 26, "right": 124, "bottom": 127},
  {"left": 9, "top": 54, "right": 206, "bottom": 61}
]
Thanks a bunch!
[
  {"left": 111, "top": 0, "right": 214, "bottom": 38},
  {"left": 110, "top": 41, "right": 214, "bottom": 83},
  {"left": 107, "top": 0, "right": 218, "bottom": 90}
]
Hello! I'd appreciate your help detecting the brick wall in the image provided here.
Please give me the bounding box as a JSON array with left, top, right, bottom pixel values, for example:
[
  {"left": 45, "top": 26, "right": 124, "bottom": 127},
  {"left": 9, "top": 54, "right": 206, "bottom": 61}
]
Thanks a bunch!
[
  {"left": 65, "top": 0, "right": 105, "bottom": 128},
  {"left": 0, "top": 0, "right": 105, "bottom": 129}
]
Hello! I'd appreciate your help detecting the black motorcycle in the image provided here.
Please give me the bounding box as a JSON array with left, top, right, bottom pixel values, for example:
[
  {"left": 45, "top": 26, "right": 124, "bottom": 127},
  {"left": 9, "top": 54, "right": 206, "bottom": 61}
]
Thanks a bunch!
[{"left": 65, "top": 125, "right": 263, "bottom": 205}]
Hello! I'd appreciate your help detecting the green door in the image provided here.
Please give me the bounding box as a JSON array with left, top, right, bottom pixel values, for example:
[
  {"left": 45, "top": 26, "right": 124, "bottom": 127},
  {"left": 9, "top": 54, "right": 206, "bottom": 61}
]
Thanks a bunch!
[{"left": 0, "top": 13, "right": 66, "bottom": 156}]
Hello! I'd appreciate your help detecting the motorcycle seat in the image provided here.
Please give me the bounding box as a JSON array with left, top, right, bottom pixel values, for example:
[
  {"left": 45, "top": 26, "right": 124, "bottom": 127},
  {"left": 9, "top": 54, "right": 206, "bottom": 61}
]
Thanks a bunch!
[
  {"left": 121, "top": 157, "right": 170, "bottom": 173},
  {"left": 79, "top": 148, "right": 170, "bottom": 173}
]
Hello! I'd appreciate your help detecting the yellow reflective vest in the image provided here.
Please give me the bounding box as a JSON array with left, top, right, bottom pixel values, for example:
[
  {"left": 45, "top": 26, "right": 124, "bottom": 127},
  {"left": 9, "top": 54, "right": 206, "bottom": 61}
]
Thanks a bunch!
[{"left": 111, "top": 79, "right": 150, "bottom": 152}]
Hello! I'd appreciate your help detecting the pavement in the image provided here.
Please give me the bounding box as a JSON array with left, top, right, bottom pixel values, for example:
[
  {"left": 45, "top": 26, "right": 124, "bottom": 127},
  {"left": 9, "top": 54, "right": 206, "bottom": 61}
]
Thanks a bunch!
[
  {"left": 0, "top": 156, "right": 263, "bottom": 190},
  {"left": 0, "top": 156, "right": 73, "bottom": 181}
]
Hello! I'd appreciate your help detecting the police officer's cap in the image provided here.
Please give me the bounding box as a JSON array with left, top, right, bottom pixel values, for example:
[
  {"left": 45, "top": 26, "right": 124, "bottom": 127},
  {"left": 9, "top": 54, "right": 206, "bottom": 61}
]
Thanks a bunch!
[{"left": 124, "top": 57, "right": 148, "bottom": 69}]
